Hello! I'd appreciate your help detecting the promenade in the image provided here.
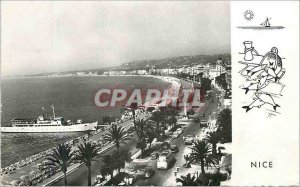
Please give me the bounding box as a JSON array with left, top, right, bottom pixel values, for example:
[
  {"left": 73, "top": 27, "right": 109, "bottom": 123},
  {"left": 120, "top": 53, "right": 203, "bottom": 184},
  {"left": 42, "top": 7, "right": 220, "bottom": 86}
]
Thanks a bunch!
[
  {"left": 1, "top": 77, "right": 215, "bottom": 186},
  {"left": 51, "top": 81, "right": 224, "bottom": 186},
  {"left": 1, "top": 112, "right": 148, "bottom": 186}
]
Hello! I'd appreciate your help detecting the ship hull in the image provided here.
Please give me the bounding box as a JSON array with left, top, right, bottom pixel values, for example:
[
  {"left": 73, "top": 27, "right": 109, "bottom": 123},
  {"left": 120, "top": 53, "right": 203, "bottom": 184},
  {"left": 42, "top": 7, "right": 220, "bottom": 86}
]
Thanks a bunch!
[{"left": 1, "top": 122, "right": 98, "bottom": 133}]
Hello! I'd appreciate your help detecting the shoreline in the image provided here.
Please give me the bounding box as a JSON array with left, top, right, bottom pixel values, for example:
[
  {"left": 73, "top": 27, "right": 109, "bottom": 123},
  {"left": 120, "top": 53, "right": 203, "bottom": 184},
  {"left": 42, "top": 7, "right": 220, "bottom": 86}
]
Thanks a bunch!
[{"left": 0, "top": 75, "right": 181, "bottom": 169}]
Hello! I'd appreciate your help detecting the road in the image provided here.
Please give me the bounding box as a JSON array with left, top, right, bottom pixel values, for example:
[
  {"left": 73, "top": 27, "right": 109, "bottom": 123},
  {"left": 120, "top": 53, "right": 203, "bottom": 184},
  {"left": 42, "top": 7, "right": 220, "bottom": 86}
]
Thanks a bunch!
[
  {"left": 45, "top": 114, "right": 147, "bottom": 186},
  {"left": 50, "top": 82, "right": 219, "bottom": 186},
  {"left": 133, "top": 89, "right": 219, "bottom": 186}
]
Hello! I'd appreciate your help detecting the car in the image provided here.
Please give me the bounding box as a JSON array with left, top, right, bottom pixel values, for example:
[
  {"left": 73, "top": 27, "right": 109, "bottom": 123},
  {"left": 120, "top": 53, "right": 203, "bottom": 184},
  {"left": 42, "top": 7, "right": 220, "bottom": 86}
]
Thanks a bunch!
[
  {"left": 200, "top": 120, "right": 207, "bottom": 127},
  {"left": 172, "top": 131, "right": 181, "bottom": 138},
  {"left": 178, "top": 123, "right": 187, "bottom": 129},
  {"left": 199, "top": 113, "right": 205, "bottom": 117},
  {"left": 151, "top": 151, "right": 159, "bottom": 160},
  {"left": 165, "top": 131, "right": 173, "bottom": 137},
  {"left": 145, "top": 168, "right": 155, "bottom": 178},
  {"left": 170, "top": 145, "right": 179, "bottom": 153},
  {"left": 184, "top": 135, "right": 194, "bottom": 145},
  {"left": 210, "top": 98, "right": 213, "bottom": 102},
  {"left": 176, "top": 128, "right": 183, "bottom": 134},
  {"left": 157, "top": 150, "right": 174, "bottom": 169},
  {"left": 194, "top": 118, "right": 200, "bottom": 122},
  {"left": 187, "top": 110, "right": 195, "bottom": 116}
]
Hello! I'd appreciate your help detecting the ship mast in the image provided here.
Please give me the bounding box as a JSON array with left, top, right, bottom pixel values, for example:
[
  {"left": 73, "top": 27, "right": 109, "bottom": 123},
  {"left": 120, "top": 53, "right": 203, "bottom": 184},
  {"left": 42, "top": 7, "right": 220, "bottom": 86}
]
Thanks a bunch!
[{"left": 51, "top": 105, "right": 56, "bottom": 118}]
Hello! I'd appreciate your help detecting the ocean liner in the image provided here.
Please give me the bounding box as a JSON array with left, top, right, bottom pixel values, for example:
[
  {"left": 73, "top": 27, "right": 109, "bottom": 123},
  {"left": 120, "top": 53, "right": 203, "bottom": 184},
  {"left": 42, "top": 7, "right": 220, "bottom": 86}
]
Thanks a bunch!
[{"left": 1, "top": 106, "right": 98, "bottom": 133}]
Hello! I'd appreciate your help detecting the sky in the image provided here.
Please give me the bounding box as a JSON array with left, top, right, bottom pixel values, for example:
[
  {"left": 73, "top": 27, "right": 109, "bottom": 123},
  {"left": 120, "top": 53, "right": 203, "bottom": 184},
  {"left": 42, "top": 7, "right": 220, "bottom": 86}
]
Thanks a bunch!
[{"left": 1, "top": 1, "right": 230, "bottom": 76}]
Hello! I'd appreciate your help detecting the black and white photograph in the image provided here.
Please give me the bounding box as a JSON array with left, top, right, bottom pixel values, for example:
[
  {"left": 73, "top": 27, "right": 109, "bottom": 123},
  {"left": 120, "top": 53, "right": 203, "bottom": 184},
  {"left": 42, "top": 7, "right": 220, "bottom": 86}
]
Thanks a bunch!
[
  {"left": 1, "top": 2, "right": 231, "bottom": 186},
  {"left": 2, "top": 1, "right": 298, "bottom": 186}
]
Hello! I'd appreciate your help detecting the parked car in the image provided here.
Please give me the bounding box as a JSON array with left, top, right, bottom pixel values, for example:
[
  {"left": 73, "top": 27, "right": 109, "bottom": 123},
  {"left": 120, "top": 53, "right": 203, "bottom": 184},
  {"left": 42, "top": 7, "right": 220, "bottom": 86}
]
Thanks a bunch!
[
  {"left": 145, "top": 168, "right": 155, "bottom": 178},
  {"left": 151, "top": 151, "right": 159, "bottom": 160},
  {"left": 184, "top": 135, "right": 194, "bottom": 145},
  {"left": 157, "top": 150, "right": 174, "bottom": 169},
  {"left": 187, "top": 109, "right": 195, "bottom": 116},
  {"left": 200, "top": 120, "right": 207, "bottom": 127},
  {"left": 178, "top": 123, "right": 187, "bottom": 129},
  {"left": 194, "top": 118, "right": 200, "bottom": 122},
  {"left": 176, "top": 128, "right": 184, "bottom": 134},
  {"left": 165, "top": 131, "right": 173, "bottom": 137},
  {"left": 172, "top": 131, "right": 181, "bottom": 138},
  {"left": 170, "top": 145, "right": 179, "bottom": 153}
]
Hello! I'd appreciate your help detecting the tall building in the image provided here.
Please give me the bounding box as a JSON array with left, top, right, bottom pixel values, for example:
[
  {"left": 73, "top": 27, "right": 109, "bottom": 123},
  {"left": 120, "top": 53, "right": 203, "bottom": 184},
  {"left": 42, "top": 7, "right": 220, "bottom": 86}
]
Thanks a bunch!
[{"left": 225, "top": 64, "right": 231, "bottom": 89}]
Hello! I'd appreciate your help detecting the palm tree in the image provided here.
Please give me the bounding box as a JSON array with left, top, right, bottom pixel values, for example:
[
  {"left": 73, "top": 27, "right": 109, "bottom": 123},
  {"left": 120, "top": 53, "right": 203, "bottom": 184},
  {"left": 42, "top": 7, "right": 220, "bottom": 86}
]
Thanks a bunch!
[
  {"left": 145, "top": 129, "right": 157, "bottom": 148},
  {"left": 204, "top": 131, "right": 221, "bottom": 155},
  {"left": 167, "top": 116, "right": 177, "bottom": 129},
  {"left": 149, "top": 110, "right": 164, "bottom": 134},
  {"left": 188, "top": 140, "right": 217, "bottom": 175},
  {"left": 216, "top": 108, "right": 232, "bottom": 142},
  {"left": 101, "top": 155, "right": 115, "bottom": 180},
  {"left": 44, "top": 143, "right": 74, "bottom": 186},
  {"left": 162, "top": 105, "right": 179, "bottom": 118},
  {"left": 75, "top": 142, "right": 101, "bottom": 186},
  {"left": 134, "top": 119, "right": 155, "bottom": 142},
  {"left": 111, "top": 149, "right": 132, "bottom": 173},
  {"left": 176, "top": 173, "right": 198, "bottom": 186},
  {"left": 104, "top": 125, "right": 130, "bottom": 152},
  {"left": 136, "top": 141, "right": 147, "bottom": 158}
]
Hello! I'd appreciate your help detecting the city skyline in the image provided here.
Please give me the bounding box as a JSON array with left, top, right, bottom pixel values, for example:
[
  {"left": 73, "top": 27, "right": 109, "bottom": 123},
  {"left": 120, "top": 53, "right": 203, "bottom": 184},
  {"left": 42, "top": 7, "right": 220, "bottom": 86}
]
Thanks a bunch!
[{"left": 1, "top": 1, "right": 230, "bottom": 76}]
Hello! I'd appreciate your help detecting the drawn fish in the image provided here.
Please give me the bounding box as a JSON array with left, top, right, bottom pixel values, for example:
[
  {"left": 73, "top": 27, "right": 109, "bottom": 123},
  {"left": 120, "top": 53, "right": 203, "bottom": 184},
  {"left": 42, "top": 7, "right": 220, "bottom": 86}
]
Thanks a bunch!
[{"left": 242, "top": 93, "right": 280, "bottom": 112}]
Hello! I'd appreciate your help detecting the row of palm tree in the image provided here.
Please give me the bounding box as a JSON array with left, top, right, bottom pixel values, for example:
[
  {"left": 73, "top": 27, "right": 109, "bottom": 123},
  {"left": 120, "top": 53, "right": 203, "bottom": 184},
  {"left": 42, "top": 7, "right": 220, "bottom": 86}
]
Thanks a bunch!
[
  {"left": 44, "top": 104, "right": 180, "bottom": 186},
  {"left": 45, "top": 141, "right": 100, "bottom": 186},
  {"left": 148, "top": 105, "right": 179, "bottom": 137},
  {"left": 44, "top": 106, "right": 228, "bottom": 186},
  {"left": 176, "top": 108, "right": 232, "bottom": 186},
  {"left": 44, "top": 123, "right": 131, "bottom": 186},
  {"left": 121, "top": 104, "right": 180, "bottom": 158}
]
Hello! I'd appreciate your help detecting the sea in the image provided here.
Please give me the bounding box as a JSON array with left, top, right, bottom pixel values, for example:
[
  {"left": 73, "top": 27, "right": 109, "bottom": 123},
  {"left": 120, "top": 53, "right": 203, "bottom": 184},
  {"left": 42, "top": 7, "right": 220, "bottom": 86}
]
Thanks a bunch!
[{"left": 0, "top": 75, "right": 170, "bottom": 167}]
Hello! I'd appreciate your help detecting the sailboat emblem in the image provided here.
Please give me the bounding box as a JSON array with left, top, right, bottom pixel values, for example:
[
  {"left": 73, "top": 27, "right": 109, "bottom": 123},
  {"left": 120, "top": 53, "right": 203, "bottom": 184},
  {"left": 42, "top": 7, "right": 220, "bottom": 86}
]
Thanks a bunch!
[{"left": 260, "top": 17, "right": 271, "bottom": 27}]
